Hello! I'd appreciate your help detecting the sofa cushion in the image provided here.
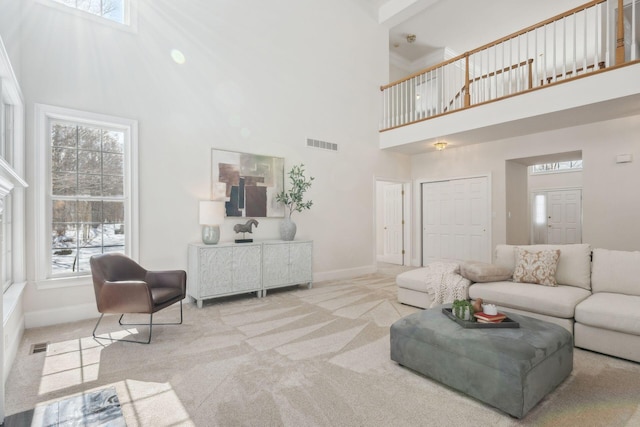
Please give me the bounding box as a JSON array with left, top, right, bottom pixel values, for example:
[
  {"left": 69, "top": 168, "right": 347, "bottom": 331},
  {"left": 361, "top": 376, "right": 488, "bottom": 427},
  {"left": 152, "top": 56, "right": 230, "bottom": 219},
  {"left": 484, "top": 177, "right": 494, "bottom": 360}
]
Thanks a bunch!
[
  {"left": 494, "top": 244, "right": 591, "bottom": 290},
  {"left": 512, "top": 247, "right": 560, "bottom": 286},
  {"left": 575, "top": 293, "right": 640, "bottom": 336},
  {"left": 469, "top": 281, "right": 591, "bottom": 318},
  {"left": 459, "top": 261, "right": 512, "bottom": 283},
  {"left": 591, "top": 248, "right": 640, "bottom": 296}
]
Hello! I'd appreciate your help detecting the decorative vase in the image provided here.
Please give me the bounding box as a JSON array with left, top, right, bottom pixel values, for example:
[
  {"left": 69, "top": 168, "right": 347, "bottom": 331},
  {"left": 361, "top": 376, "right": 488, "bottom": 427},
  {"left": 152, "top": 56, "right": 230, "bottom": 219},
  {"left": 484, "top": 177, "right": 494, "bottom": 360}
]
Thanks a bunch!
[
  {"left": 453, "top": 305, "right": 471, "bottom": 321},
  {"left": 279, "top": 217, "right": 297, "bottom": 241}
]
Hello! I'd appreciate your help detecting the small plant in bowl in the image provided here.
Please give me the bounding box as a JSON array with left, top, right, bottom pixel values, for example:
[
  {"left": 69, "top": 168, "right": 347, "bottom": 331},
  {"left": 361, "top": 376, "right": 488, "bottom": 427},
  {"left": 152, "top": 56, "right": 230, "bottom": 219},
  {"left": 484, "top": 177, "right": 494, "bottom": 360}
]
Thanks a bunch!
[{"left": 452, "top": 299, "right": 475, "bottom": 321}]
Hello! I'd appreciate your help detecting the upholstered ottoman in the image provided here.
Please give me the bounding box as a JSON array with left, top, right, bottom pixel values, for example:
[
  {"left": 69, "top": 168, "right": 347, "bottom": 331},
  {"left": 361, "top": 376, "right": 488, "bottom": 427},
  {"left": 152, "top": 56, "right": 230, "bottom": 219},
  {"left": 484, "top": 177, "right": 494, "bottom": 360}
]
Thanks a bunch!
[{"left": 390, "top": 306, "right": 573, "bottom": 418}]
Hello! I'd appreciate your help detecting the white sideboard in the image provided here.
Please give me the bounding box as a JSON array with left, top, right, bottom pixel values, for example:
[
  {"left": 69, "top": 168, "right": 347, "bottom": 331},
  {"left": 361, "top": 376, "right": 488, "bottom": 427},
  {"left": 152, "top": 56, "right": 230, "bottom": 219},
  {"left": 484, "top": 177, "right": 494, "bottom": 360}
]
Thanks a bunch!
[
  {"left": 262, "top": 240, "right": 313, "bottom": 296},
  {"left": 188, "top": 240, "right": 313, "bottom": 307}
]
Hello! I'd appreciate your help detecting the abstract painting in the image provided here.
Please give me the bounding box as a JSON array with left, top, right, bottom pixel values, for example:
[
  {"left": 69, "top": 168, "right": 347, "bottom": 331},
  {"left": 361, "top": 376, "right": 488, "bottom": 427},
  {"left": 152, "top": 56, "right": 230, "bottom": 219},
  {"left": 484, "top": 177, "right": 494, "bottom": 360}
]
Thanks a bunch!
[{"left": 211, "top": 149, "right": 285, "bottom": 217}]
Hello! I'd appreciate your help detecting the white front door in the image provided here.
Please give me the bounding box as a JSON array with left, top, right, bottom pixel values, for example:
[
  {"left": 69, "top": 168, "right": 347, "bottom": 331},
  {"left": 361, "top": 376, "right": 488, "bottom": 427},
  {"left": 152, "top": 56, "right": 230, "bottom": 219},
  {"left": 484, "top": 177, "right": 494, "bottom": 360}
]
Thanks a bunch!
[
  {"left": 547, "top": 189, "right": 582, "bottom": 244},
  {"left": 422, "top": 176, "right": 490, "bottom": 265},
  {"left": 382, "top": 183, "right": 404, "bottom": 265}
]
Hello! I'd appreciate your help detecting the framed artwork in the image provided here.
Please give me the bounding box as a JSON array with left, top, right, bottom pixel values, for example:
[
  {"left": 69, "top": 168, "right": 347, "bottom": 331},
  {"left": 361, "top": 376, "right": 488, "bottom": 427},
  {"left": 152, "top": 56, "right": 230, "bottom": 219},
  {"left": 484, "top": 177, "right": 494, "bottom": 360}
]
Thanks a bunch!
[{"left": 211, "top": 149, "right": 285, "bottom": 218}]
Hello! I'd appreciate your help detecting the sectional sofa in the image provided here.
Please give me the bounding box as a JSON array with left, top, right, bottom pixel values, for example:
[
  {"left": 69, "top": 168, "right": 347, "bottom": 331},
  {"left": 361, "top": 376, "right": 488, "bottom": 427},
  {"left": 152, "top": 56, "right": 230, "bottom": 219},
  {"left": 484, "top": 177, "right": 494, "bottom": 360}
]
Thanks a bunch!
[{"left": 397, "top": 244, "right": 640, "bottom": 363}]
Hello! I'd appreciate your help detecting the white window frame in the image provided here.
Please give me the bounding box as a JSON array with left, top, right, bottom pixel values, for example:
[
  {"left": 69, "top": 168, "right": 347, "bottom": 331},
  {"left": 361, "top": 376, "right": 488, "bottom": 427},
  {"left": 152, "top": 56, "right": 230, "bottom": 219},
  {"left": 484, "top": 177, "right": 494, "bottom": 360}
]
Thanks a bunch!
[
  {"left": 37, "top": 0, "right": 138, "bottom": 33},
  {"left": 35, "top": 104, "right": 138, "bottom": 289},
  {"left": 0, "top": 38, "right": 28, "bottom": 297}
]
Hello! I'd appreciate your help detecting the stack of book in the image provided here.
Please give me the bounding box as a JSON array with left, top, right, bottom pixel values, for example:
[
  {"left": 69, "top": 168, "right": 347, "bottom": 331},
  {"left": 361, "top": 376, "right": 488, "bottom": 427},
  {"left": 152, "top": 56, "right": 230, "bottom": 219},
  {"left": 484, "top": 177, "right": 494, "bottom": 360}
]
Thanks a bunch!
[{"left": 474, "top": 311, "right": 507, "bottom": 323}]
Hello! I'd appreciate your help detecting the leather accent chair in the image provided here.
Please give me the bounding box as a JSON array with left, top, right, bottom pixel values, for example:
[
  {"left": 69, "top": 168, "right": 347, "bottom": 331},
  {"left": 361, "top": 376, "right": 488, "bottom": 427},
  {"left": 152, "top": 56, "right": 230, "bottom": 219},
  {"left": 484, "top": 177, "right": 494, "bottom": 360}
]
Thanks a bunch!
[{"left": 90, "top": 253, "right": 187, "bottom": 344}]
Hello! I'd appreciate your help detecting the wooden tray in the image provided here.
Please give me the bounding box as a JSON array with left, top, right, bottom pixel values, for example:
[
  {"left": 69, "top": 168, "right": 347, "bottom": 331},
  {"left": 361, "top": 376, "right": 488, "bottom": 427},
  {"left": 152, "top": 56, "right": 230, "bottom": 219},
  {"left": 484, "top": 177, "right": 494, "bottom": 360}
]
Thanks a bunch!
[{"left": 442, "top": 308, "right": 519, "bottom": 329}]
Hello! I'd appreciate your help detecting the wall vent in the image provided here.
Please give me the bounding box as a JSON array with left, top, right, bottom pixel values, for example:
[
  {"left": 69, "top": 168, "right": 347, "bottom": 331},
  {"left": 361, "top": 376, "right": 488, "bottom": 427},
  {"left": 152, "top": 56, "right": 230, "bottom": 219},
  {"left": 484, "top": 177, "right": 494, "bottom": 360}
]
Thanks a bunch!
[
  {"left": 30, "top": 342, "right": 48, "bottom": 355},
  {"left": 307, "top": 138, "right": 338, "bottom": 152}
]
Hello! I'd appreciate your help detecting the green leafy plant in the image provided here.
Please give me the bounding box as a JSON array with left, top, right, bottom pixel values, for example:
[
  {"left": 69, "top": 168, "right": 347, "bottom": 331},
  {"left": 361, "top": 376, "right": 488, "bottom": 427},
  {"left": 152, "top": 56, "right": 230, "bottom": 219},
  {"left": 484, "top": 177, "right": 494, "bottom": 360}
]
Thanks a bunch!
[
  {"left": 452, "top": 299, "right": 475, "bottom": 321},
  {"left": 276, "top": 164, "right": 314, "bottom": 218}
]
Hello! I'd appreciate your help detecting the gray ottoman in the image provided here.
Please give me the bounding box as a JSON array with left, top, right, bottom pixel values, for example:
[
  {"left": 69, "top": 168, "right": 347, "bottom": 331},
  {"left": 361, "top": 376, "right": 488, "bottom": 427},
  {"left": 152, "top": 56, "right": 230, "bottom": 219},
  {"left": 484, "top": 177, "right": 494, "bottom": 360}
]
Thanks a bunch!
[{"left": 390, "top": 306, "right": 573, "bottom": 418}]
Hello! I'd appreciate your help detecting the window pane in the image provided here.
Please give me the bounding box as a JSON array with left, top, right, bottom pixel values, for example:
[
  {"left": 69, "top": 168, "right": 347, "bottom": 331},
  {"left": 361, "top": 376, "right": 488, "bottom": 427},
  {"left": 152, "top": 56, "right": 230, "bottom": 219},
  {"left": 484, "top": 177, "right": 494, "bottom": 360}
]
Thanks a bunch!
[
  {"left": 52, "top": 172, "right": 77, "bottom": 195},
  {"left": 103, "top": 201, "right": 124, "bottom": 223},
  {"left": 103, "top": 175, "right": 124, "bottom": 197},
  {"left": 104, "top": 224, "right": 125, "bottom": 248},
  {"left": 51, "top": 123, "right": 77, "bottom": 148},
  {"left": 78, "top": 149, "right": 101, "bottom": 174},
  {"left": 52, "top": 148, "right": 77, "bottom": 172},
  {"left": 103, "top": 130, "right": 124, "bottom": 153},
  {"left": 103, "top": 153, "right": 123, "bottom": 176},
  {"left": 77, "top": 248, "right": 101, "bottom": 273},
  {"left": 77, "top": 173, "right": 102, "bottom": 196},
  {"left": 78, "top": 224, "right": 102, "bottom": 248},
  {"left": 52, "top": 200, "right": 76, "bottom": 223},
  {"left": 77, "top": 200, "right": 103, "bottom": 224},
  {"left": 51, "top": 248, "right": 77, "bottom": 275},
  {"left": 78, "top": 126, "right": 102, "bottom": 150}
]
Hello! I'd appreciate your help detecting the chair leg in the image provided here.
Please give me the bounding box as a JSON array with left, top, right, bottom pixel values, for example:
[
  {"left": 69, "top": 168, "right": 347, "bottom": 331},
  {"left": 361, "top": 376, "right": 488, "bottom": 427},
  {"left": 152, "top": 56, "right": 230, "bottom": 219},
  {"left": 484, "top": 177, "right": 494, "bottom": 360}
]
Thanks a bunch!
[
  {"left": 92, "top": 300, "right": 183, "bottom": 345},
  {"left": 93, "top": 313, "right": 153, "bottom": 345}
]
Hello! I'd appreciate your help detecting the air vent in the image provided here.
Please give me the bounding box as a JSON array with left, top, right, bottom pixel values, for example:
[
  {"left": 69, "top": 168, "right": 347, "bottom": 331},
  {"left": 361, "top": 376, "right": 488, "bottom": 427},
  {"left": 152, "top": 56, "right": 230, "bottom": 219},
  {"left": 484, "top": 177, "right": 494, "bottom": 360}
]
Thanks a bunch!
[
  {"left": 307, "top": 138, "right": 338, "bottom": 152},
  {"left": 30, "top": 342, "right": 48, "bottom": 355}
]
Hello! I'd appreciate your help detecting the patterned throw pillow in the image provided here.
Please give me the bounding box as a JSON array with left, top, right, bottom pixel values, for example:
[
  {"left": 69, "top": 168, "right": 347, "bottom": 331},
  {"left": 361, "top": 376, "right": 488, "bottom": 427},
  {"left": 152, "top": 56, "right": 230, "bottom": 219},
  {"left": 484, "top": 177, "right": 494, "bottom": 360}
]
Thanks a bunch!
[{"left": 512, "top": 247, "right": 561, "bottom": 286}]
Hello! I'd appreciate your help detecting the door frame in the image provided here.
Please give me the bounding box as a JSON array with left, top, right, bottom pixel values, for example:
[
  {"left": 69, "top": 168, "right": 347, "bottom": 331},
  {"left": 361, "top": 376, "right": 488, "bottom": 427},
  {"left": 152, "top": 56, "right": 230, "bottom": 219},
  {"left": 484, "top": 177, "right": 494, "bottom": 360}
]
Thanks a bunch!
[
  {"left": 373, "top": 177, "right": 411, "bottom": 266},
  {"left": 417, "top": 173, "right": 492, "bottom": 266}
]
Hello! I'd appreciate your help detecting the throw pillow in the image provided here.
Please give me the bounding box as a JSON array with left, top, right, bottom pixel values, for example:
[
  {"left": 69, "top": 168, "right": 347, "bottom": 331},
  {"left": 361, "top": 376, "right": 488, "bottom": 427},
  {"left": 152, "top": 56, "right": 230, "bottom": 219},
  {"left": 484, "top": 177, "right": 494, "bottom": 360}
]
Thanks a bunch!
[
  {"left": 512, "top": 247, "right": 561, "bottom": 286},
  {"left": 459, "top": 261, "right": 512, "bottom": 283}
]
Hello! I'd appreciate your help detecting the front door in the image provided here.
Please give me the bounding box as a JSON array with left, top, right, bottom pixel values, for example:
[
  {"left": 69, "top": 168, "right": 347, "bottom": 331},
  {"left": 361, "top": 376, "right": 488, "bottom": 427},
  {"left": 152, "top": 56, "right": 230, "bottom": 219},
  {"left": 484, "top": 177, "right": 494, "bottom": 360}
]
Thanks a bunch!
[{"left": 547, "top": 189, "right": 582, "bottom": 244}]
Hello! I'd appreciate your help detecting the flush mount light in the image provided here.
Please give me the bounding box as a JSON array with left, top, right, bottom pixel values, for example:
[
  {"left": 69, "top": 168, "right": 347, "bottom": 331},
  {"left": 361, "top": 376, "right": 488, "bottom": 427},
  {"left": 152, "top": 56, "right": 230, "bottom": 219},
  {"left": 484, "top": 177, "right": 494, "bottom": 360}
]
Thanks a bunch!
[
  {"left": 434, "top": 141, "right": 448, "bottom": 151},
  {"left": 406, "top": 34, "right": 416, "bottom": 43}
]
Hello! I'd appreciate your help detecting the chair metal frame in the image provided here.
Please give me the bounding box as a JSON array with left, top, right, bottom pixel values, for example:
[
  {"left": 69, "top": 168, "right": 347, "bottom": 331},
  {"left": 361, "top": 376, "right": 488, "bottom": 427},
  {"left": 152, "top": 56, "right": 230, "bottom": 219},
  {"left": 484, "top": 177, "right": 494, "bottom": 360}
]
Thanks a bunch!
[{"left": 92, "top": 300, "right": 183, "bottom": 345}]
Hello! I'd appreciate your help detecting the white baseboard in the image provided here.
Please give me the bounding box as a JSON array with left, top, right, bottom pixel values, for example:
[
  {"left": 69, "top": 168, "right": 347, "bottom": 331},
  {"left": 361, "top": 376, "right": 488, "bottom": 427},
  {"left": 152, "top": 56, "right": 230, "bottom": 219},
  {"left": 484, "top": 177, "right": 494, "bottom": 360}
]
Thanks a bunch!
[
  {"left": 25, "top": 303, "right": 99, "bottom": 329},
  {"left": 313, "top": 265, "right": 376, "bottom": 282}
]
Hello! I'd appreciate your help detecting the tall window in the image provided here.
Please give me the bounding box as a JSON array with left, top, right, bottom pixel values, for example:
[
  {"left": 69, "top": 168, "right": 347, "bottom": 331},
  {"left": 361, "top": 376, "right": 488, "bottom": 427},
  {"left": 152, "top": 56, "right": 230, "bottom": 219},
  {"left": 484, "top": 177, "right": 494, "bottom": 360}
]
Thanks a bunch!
[
  {"left": 36, "top": 105, "right": 137, "bottom": 284},
  {"left": 49, "top": 0, "right": 129, "bottom": 25}
]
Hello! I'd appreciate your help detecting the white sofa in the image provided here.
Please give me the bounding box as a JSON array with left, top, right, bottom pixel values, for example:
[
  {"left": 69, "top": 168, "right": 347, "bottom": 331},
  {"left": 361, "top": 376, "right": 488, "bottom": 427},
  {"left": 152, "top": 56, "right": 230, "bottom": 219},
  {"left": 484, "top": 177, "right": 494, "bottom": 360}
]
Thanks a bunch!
[
  {"left": 468, "top": 244, "right": 592, "bottom": 333},
  {"left": 574, "top": 248, "right": 640, "bottom": 363},
  {"left": 398, "top": 244, "right": 640, "bottom": 363}
]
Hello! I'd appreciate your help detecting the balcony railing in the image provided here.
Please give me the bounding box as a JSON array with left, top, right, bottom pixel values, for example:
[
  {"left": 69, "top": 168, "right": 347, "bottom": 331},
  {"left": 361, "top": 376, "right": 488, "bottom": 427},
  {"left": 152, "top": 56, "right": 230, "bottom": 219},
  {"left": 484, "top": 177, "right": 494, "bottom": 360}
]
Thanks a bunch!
[{"left": 380, "top": 0, "right": 639, "bottom": 131}]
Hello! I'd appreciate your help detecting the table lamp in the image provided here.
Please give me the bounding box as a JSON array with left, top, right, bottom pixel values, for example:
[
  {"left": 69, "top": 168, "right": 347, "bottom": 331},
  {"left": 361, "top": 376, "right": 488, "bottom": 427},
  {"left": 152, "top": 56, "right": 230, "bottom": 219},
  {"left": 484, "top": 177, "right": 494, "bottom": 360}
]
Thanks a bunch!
[{"left": 199, "top": 200, "right": 225, "bottom": 244}]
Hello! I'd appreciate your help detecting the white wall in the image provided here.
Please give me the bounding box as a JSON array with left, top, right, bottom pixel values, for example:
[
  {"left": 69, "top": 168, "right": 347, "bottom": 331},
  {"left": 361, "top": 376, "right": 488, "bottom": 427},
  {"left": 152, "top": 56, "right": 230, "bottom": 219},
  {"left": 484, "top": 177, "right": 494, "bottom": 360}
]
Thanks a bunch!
[
  {"left": 411, "top": 114, "right": 640, "bottom": 262},
  {"left": 8, "top": 0, "right": 411, "bottom": 326}
]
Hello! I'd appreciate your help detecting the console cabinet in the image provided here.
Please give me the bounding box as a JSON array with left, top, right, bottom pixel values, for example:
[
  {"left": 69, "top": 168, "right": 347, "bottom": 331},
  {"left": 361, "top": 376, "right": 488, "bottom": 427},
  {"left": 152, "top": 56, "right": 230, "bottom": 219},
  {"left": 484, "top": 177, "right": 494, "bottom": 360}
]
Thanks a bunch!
[
  {"left": 188, "top": 240, "right": 313, "bottom": 307},
  {"left": 188, "top": 242, "right": 262, "bottom": 308},
  {"left": 262, "top": 240, "right": 313, "bottom": 296}
]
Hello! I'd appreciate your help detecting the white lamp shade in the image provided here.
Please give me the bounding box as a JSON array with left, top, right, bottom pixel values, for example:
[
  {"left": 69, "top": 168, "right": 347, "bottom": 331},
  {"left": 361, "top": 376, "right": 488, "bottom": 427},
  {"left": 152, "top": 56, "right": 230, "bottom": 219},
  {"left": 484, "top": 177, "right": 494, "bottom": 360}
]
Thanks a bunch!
[{"left": 199, "top": 200, "right": 225, "bottom": 225}]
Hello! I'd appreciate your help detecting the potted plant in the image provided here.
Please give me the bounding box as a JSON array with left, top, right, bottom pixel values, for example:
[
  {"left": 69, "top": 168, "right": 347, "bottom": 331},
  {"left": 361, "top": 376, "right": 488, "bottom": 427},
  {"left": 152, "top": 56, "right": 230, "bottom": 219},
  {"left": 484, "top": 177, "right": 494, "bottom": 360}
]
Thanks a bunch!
[
  {"left": 276, "top": 163, "right": 314, "bottom": 241},
  {"left": 452, "top": 299, "right": 475, "bottom": 321}
]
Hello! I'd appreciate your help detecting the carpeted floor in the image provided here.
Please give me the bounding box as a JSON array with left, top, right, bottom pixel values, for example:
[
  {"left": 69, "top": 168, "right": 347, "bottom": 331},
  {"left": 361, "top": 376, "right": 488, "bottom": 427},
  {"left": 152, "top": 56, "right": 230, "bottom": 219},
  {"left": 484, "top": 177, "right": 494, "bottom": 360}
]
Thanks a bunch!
[{"left": 6, "top": 266, "right": 640, "bottom": 426}]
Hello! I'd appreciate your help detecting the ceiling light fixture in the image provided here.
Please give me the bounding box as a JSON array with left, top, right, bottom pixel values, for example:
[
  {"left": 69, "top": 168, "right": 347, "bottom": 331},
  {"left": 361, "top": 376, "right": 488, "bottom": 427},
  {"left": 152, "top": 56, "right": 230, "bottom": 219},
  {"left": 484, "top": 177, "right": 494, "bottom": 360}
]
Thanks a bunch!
[
  {"left": 406, "top": 34, "right": 416, "bottom": 43},
  {"left": 434, "top": 141, "right": 448, "bottom": 151}
]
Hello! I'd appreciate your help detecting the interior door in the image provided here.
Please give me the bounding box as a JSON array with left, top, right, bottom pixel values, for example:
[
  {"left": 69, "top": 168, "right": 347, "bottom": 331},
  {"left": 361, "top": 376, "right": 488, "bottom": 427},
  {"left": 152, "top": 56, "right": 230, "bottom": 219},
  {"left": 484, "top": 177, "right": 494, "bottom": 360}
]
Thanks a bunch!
[
  {"left": 382, "top": 183, "right": 404, "bottom": 265},
  {"left": 547, "top": 189, "right": 582, "bottom": 244},
  {"left": 422, "top": 177, "right": 489, "bottom": 265}
]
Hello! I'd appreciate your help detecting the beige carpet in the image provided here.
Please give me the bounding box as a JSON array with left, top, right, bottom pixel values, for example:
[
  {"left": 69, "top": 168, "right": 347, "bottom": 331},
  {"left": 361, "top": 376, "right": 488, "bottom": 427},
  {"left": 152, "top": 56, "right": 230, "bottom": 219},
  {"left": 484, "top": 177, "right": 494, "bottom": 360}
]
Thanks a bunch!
[{"left": 6, "top": 267, "right": 640, "bottom": 426}]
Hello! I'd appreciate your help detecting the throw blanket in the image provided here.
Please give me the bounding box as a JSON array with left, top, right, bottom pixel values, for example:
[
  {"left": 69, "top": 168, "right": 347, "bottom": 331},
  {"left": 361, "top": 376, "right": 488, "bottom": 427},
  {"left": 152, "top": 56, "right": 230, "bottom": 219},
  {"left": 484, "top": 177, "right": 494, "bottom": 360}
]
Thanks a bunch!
[{"left": 421, "top": 261, "right": 471, "bottom": 308}]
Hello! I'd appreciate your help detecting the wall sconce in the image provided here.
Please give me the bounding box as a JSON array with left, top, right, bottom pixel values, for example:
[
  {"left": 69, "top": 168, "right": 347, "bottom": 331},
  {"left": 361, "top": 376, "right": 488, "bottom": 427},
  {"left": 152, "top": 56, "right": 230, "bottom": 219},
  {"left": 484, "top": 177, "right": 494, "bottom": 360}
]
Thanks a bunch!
[
  {"left": 434, "top": 141, "right": 448, "bottom": 151},
  {"left": 199, "top": 200, "right": 225, "bottom": 244}
]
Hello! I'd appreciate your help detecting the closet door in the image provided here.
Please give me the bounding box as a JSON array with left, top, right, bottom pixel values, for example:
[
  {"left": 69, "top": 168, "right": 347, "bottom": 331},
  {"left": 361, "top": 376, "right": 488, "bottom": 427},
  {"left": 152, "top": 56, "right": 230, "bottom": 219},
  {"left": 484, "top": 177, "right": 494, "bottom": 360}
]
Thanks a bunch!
[{"left": 422, "top": 176, "right": 489, "bottom": 265}]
